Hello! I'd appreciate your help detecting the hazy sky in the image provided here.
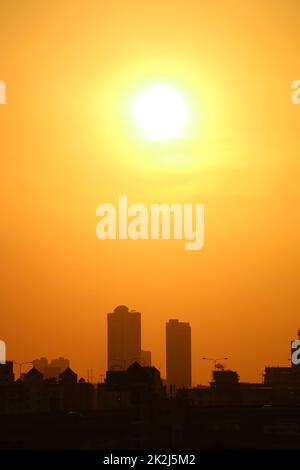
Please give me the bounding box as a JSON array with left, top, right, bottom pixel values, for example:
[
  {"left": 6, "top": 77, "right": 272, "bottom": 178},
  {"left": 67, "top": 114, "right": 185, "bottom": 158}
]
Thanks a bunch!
[{"left": 0, "top": 0, "right": 299, "bottom": 383}]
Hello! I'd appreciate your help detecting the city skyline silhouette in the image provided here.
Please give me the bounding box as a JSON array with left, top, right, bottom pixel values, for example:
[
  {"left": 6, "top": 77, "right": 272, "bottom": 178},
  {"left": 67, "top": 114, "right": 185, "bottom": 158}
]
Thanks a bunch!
[
  {"left": 1, "top": 303, "right": 300, "bottom": 451},
  {"left": 3, "top": 304, "right": 300, "bottom": 388},
  {"left": 0, "top": 0, "right": 299, "bottom": 458},
  {"left": 1, "top": 1, "right": 299, "bottom": 390}
]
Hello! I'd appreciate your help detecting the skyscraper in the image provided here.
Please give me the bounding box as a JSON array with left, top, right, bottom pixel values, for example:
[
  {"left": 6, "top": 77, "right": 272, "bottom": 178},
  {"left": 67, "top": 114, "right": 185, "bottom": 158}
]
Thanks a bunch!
[
  {"left": 166, "top": 319, "right": 191, "bottom": 393},
  {"left": 107, "top": 305, "right": 141, "bottom": 371},
  {"left": 141, "top": 350, "right": 152, "bottom": 367}
]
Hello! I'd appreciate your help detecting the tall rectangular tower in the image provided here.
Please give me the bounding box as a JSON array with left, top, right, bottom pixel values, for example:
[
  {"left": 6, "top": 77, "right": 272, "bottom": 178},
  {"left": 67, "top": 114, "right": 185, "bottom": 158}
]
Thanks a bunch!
[
  {"left": 166, "top": 319, "right": 191, "bottom": 393},
  {"left": 141, "top": 350, "right": 152, "bottom": 367},
  {"left": 107, "top": 305, "right": 141, "bottom": 371}
]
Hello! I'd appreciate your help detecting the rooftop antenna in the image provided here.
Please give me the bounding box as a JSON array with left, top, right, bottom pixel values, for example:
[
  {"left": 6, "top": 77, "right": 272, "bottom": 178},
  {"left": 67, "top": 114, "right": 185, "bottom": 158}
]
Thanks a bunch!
[{"left": 202, "top": 357, "right": 229, "bottom": 370}]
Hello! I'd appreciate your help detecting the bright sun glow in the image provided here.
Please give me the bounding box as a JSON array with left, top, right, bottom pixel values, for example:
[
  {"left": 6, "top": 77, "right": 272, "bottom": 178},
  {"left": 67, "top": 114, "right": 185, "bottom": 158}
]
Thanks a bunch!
[{"left": 133, "top": 84, "right": 188, "bottom": 141}]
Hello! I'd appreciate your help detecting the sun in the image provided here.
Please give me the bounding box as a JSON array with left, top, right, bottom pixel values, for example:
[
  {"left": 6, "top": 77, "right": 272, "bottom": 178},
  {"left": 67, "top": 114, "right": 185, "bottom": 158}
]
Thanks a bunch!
[{"left": 132, "top": 84, "right": 188, "bottom": 141}]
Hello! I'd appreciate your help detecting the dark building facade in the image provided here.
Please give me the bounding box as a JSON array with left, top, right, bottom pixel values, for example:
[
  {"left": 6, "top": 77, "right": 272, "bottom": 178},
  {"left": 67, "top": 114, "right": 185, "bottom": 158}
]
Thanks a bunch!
[
  {"left": 107, "top": 305, "right": 141, "bottom": 371},
  {"left": 99, "top": 362, "right": 165, "bottom": 409},
  {"left": 166, "top": 319, "right": 191, "bottom": 393}
]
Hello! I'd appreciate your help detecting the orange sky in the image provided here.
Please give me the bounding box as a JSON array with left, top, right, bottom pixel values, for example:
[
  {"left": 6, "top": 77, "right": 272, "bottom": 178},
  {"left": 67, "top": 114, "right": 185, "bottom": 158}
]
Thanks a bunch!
[{"left": 0, "top": 0, "right": 299, "bottom": 384}]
